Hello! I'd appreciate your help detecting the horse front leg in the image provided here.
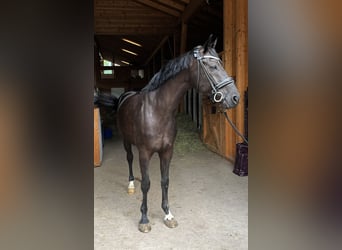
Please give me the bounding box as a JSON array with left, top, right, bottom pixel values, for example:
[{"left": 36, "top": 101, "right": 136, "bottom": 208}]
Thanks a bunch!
[
  {"left": 138, "top": 149, "right": 152, "bottom": 233},
  {"left": 159, "top": 147, "right": 178, "bottom": 228}
]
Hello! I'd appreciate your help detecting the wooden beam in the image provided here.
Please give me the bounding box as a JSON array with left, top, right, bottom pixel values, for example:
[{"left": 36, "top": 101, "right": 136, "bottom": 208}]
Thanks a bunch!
[
  {"left": 180, "top": 22, "right": 187, "bottom": 53},
  {"left": 223, "top": 0, "right": 235, "bottom": 76},
  {"left": 235, "top": 0, "right": 248, "bottom": 144},
  {"left": 180, "top": 0, "right": 205, "bottom": 23},
  {"left": 95, "top": 18, "right": 175, "bottom": 26},
  {"left": 155, "top": 0, "right": 185, "bottom": 11},
  {"left": 134, "top": 0, "right": 181, "bottom": 17},
  {"left": 95, "top": 0, "right": 142, "bottom": 8},
  {"left": 94, "top": 43, "right": 102, "bottom": 85},
  {"left": 95, "top": 10, "right": 172, "bottom": 18},
  {"left": 223, "top": 0, "right": 236, "bottom": 159},
  {"left": 144, "top": 35, "right": 169, "bottom": 66},
  {"left": 95, "top": 26, "right": 175, "bottom": 35}
]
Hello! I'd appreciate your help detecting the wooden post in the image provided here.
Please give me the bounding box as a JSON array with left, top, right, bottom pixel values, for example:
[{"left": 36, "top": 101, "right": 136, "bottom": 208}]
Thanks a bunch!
[
  {"left": 235, "top": 0, "right": 248, "bottom": 144},
  {"left": 200, "top": 0, "right": 247, "bottom": 161},
  {"left": 94, "top": 107, "right": 102, "bottom": 167},
  {"left": 180, "top": 22, "right": 187, "bottom": 54},
  {"left": 94, "top": 46, "right": 101, "bottom": 86},
  {"left": 94, "top": 47, "right": 97, "bottom": 87},
  {"left": 222, "top": 0, "right": 236, "bottom": 161},
  {"left": 173, "top": 33, "right": 177, "bottom": 58},
  {"left": 224, "top": 0, "right": 235, "bottom": 76},
  {"left": 161, "top": 42, "right": 164, "bottom": 67}
]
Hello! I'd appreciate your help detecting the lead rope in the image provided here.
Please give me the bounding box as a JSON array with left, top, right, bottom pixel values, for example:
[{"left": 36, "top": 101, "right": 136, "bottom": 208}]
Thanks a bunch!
[{"left": 223, "top": 111, "right": 248, "bottom": 144}]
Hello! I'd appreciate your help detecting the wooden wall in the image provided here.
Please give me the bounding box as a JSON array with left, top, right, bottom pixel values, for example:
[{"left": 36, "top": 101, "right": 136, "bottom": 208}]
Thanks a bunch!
[{"left": 200, "top": 0, "right": 248, "bottom": 161}]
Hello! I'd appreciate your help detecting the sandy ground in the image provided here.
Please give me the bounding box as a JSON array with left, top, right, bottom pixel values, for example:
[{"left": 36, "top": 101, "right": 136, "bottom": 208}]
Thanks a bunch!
[{"left": 94, "top": 120, "right": 248, "bottom": 250}]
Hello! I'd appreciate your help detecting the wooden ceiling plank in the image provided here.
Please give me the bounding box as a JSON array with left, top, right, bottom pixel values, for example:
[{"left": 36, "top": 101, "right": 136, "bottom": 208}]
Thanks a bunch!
[
  {"left": 95, "top": 0, "right": 142, "bottom": 7},
  {"left": 178, "top": 0, "right": 190, "bottom": 4},
  {"left": 95, "top": 27, "right": 175, "bottom": 35},
  {"left": 95, "top": 23, "right": 176, "bottom": 29},
  {"left": 95, "top": 10, "right": 169, "bottom": 17},
  {"left": 95, "top": 18, "right": 175, "bottom": 26},
  {"left": 134, "top": 0, "right": 180, "bottom": 17},
  {"left": 95, "top": 0, "right": 216, "bottom": 67},
  {"left": 155, "top": 0, "right": 185, "bottom": 11}
]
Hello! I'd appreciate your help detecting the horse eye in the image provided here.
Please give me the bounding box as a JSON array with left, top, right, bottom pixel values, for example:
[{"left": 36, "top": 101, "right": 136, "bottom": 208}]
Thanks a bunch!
[{"left": 209, "top": 65, "right": 217, "bottom": 70}]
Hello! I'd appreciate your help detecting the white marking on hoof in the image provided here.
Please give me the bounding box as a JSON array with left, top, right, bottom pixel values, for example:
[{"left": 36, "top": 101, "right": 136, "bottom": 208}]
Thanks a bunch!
[
  {"left": 127, "top": 181, "right": 135, "bottom": 194},
  {"left": 164, "top": 211, "right": 178, "bottom": 228},
  {"left": 164, "top": 211, "right": 174, "bottom": 221}
]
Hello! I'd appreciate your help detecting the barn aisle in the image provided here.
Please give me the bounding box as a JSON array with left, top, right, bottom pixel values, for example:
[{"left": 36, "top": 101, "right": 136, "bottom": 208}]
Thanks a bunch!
[{"left": 94, "top": 117, "right": 248, "bottom": 250}]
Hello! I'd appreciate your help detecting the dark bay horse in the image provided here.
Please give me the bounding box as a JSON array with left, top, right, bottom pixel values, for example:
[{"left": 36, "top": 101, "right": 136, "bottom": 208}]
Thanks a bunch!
[{"left": 117, "top": 35, "right": 240, "bottom": 233}]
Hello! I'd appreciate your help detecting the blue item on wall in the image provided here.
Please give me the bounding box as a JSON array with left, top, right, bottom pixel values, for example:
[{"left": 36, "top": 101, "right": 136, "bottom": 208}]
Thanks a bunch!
[{"left": 103, "top": 127, "right": 113, "bottom": 139}]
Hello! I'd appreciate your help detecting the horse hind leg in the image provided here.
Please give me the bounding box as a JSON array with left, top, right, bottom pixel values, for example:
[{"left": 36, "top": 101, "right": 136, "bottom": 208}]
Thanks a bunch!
[
  {"left": 159, "top": 148, "right": 178, "bottom": 229},
  {"left": 124, "top": 141, "right": 135, "bottom": 194}
]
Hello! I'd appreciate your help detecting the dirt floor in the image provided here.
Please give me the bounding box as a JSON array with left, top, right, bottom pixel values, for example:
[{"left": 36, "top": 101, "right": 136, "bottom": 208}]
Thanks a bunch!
[{"left": 94, "top": 115, "right": 248, "bottom": 249}]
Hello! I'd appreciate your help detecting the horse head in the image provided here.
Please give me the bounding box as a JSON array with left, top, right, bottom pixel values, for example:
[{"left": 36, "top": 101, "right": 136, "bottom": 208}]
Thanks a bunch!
[{"left": 191, "top": 35, "right": 240, "bottom": 109}]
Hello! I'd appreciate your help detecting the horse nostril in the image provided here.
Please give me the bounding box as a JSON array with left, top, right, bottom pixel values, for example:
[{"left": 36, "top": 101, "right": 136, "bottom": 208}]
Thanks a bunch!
[{"left": 232, "top": 95, "right": 239, "bottom": 104}]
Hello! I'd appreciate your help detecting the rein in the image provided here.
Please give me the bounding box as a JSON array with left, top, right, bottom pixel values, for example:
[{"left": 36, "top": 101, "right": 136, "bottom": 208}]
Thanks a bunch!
[{"left": 222, "top": 111, "right": 248, "bottom": 144}]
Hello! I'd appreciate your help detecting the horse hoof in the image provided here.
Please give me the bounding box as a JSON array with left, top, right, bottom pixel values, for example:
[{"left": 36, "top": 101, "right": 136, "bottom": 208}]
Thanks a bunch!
[
  {"left": 138, "top": 223, "right": 151, "bottom": 233},
  {"left": 164, "top": 218, "right": 178, "bottom": 228},
  {"left": 127, "top": 187, "right": 135, "bottom": 194}
]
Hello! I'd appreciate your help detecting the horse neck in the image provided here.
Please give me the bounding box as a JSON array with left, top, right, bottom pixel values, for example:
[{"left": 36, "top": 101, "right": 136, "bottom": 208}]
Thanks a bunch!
[{"left": 152, "top": 70, "right": 193, "bottom": 114}]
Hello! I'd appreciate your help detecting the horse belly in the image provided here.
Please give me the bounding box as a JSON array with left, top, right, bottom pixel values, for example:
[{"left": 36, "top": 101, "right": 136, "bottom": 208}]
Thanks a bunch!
[{"left": 139, "top": 127, "right": 176, "bottom": 152}]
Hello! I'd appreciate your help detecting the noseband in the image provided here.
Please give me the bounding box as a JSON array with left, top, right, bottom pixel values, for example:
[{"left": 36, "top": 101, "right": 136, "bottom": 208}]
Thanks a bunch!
[{"left": 194, "top": 49, "right": 234, "bottom": 102}]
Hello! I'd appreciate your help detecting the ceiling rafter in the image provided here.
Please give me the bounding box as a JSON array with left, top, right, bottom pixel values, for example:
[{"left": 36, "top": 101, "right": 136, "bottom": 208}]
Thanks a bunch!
[
  {"left": 134, "top": 0, "right": 181, "bottom": 17},
  {"left": 180, "top": 0, "right": 205, "bottom": 23},
  {"left": 95, "top": 0, "right": 224, "bottom": 67},
  {"left": 95, "top": 26, "right": 176, "bottom": 35},
  {"left": 154, "top": 0, "right": 185, "bottom": 11},
  {"left": 95, "top": 18, "right": 175, "bottom": 26}
]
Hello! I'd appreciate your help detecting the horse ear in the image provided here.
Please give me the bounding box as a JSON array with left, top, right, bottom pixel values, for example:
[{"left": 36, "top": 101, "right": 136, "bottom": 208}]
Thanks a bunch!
[
  {"left": 203, "top": 34, "right": 213, "bottom": 53},
  {"left": 211, "top": 38, "right": 217, "bottom": 49},
  {"left": 203, "top": 34, "right": 217, "bottom": 52}
]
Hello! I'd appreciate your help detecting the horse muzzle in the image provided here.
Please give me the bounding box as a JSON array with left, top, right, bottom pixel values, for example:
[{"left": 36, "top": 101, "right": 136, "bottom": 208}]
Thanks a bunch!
[{"left": 221, "top": 92, "right": 240, "bottom": 109}]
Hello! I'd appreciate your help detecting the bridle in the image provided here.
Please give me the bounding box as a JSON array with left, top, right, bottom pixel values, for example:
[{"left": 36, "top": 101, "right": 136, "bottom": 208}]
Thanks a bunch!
[
  {"left": 193, "top": 48, "right": 235, "bottom": 103},
  {"left": 193, "top": 48, "right": 248, "bottom": 144}
]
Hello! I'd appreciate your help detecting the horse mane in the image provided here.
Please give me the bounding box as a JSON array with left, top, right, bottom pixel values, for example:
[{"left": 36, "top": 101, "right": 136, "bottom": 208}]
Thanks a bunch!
[{"left": 141, "top": 49, "right": 194, "bottom": 92}]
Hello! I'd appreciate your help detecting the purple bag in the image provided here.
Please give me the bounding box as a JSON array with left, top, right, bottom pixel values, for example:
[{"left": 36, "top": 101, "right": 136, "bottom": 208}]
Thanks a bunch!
[{"left": 233, "top": 143, "right": 248, "bottom": 176}]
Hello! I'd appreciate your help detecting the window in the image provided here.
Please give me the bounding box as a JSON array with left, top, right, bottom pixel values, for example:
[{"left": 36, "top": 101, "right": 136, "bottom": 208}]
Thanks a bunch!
[
  {"left": 103, "top": 59, "right": 113, "bottom": 75},
  {"left": 101, "top": 59, "right": 114, "bottom": 79}
]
